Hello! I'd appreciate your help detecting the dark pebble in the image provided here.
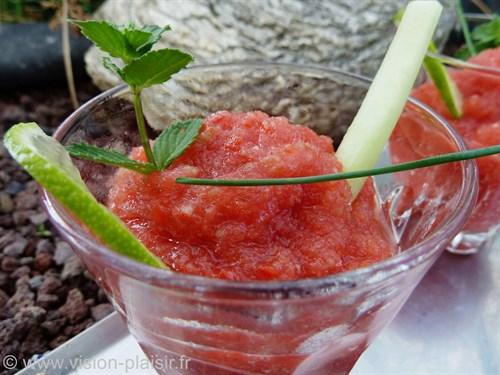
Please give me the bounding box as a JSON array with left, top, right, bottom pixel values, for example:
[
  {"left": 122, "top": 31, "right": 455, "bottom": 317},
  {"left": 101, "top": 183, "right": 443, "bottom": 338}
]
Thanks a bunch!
[
  {"left": 29, "top": 212, "right": 48, "bottom": 226},
  {"left": 15, "top": 306, "right": 46, "bottom": 323},
  {"left": 0, "top": 272, "right": 7, "bottom": 287},
  {"left": 41, "top": 317, "right": 67, "bottom": 336},
  {"left": 13, "top": 210, "right": 36, "bottom": 226},
  {"left": 33, "top": 252, "right": 54, "bottom": 272},
  {"left": 36, "top": 294, "right": 59, "bottom": 309},
  {"left": 6, "top": 276, "right": 35, "bottom": 315},
  {"left": 0, "top": 318, "right": 22, "bottom": 347},
  {"left": 0, "top": 171, "right": 9, "bottom": 184},
  {"left": 1, "top": 257, "right": 19, "bottom": 272},
  {"left": 0, "top": 289, "right": 8, "bottom": 309},
  {"left": 64, "top": 318, "right": 94, "bottom": 336},
  {"left": 19, "top": 257, "right": 34, "bottom": 266},
  {"left": 10, "top": 266, "right": 31, "bottom": 279},
  {"left": 53, "top": 241, "right": 74, "bottom": 265},
  {"left": 90, "top": 303, "right": 114, "bottom": 321},
  {"left": 20, "top": 328, "right": 47, "bottom": 358},
  {"left": 0, "top": 231, "right": 16, "bottom": 248},
  {"left": 0, "top": 215, "right": 14, "bottom": 227},
  {"left": 58, "top": 289, "right": 88, "bottom": 324},
  {"left": 35, "top": 239, "right": 53, "bottom": 255},
  {"left": 12, "top": 171, "right": 30, "bottom": 183},
  {"left": 49, "top": 335, "right": 67, "bottom": 349},
  {"left": 14, "top": 191, "right": 38, "bottom": 210},
  {"left": 5, "top": 181, "right": 24, "bottom": 195},
  {"left": 0, "top": 192, "right": 14, "bottom": 213},
  {"left": 3, "top": 238, "right": 28, "bottom": 257},
  {"left": 61, "top": 256, "right": 84, "bottom": 280},
  {"left": 38, "top": 275, "right": 62, "bottom": 295},
  {"left": 19, "top": 225, "right": 35, "bottom": 237},
  {"left": 97, "top": 289, "right": 108, "bottom": 303}
]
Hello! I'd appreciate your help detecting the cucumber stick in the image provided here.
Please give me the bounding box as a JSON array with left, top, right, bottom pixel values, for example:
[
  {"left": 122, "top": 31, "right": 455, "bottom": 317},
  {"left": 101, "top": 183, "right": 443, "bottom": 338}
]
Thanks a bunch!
[
  {"left": 394, "top": 9, "right": 463, "bottom": 119},
  {"left": 336, "top": 0, "right": 443, "bottom": 198}
]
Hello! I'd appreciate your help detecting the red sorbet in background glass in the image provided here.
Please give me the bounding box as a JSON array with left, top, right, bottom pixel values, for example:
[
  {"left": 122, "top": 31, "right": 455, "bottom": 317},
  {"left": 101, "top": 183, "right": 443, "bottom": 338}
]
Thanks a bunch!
[
  {"left": 408, "top": 48, "right": 500, "bottom": 233},
  {"left": 107, "top": 111, "right": 395, "bottom": 280}
]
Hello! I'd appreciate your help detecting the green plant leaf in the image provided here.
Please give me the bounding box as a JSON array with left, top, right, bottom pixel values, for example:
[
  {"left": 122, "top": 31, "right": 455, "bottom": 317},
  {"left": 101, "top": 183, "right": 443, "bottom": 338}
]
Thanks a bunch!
[
  {"left": 472, "top": 17, "right": 500, "bottom": 45},
  {"left": 121, "top": 49, "right": 192, "bottom": 90},
  {"left": 454, "top": 15, "right": 500, "bottom": 59},
  {"left": 66, "top": 143, "right": 156, "bottom": 174},
  {"left": 102, "top": 56, "right": 126, "bottom": 80},
  {"left": 124, "top": 25, "right": 171, "bottom": 56},
  {"left": 72, "top": 20, "right": 130, "bottom": 61},
  {"left": 153, "top": 119, "right": 203, "bottom": 170}
]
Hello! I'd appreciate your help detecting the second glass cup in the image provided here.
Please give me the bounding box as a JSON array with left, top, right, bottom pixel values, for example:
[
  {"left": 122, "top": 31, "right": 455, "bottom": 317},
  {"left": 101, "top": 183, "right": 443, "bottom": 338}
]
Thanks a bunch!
[{"left": 42, "top": 63, "right": 477, "bottom": 374}]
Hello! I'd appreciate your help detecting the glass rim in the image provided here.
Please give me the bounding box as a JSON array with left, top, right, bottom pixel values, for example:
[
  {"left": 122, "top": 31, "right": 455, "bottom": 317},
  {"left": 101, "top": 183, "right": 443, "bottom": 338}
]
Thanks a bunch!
[{"left": 42, "top": 62, "right": 478, "bottom": 295}]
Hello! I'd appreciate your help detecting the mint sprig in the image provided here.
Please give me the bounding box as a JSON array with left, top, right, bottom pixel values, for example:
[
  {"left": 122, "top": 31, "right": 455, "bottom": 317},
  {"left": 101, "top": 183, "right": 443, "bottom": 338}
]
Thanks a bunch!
[
  {"left": 70, "top": 20, "right": 195, "bottom": 171},
  {"left": 66, "top": 119, "right": 203, "bottom": 174},
  {"left": 455, "top": 16, "right": 500, "bottom": 59},
  {"left": 153, "top": 119, "right": 203, "bottom": 169},
  {"left": 65, "top": 143, "right": 157, "bottom": 174}
]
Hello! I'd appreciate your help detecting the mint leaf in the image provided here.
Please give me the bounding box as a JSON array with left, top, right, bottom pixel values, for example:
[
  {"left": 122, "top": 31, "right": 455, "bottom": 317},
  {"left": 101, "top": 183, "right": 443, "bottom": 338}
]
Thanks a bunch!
[
  {"left": 455, "top": 16, "right": 500, "bottom": 59},
  {"left": 121, "top": 49, "right": 192, "bottom": 90},
  {"left": 473, "top": 17, "right": 500, "bottom": 45},
  {"left": 124, "top": 25, "right": 171, "bottom": 56},
  {"left": 72, "top": 20, "right": 129, "bottom": 61},
  {"left": 66, "top": 143, "right": 156, "bottom": 174},
  {"left": 102, "top": 57, "right": 126, "bottom": 80},
  {"left": 153, "top": 119, "right": 203, "bottom": 170},
  {"left": 74, "top": 20, "right": 172, "bottom": 63}
]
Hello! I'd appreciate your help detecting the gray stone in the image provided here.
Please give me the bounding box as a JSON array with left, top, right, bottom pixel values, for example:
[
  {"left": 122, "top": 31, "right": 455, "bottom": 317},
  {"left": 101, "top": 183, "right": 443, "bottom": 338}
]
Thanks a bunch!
[
  {"left": 35, "top": 239, "right": 53, "bottom": 255},
  {"left": 0, "top": 289, "right": 8, "bottom": 309},
  {"left": 61, "top": 256, "right": 84, "bottom": 280},
  {"left": 3, "top": 238, "right": 28, "bottom": 257},
  {"left": 38, "top": 275, "right": 62, "bottom": 295},
  {"left": 28, "top": 275, "right": 44, "bottom": 290},
  {"left": 0, "top": 192, "right": 14, "bottom": 213},
  {"left": 90, "top": 303, "right": 114, "bottom": 321},
  {"left": 1, "top": 256, "right": 19, "bottom": 272},
  {"left": 0, "top": 231, "right": 16, "bottom": 248},
  {"left": 53, "top": 241, "right": 74, "bottom": 266},
  {"left": 14, "top": 191, "right": 38, "bottom": 210},
  {"left": 33, "top": 252, "right": 54, "bottom": 272},
  {"left": 10, "top": 266, "right": 31, "bottom": 279},
  {"left": 29, "top": 212, "right": 48, "bottom": 226},
  {"left": 86, "top": 0, "right": 456, "bottom": 90},
  {"left": 58, "top": 289, "right": 89, "bottom": 324}
]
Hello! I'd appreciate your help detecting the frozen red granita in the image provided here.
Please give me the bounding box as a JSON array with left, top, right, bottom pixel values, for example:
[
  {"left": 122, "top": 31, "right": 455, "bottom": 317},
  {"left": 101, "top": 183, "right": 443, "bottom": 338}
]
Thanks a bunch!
[
  {"left": 403, "top": 47, "right": 500, "bottom": 233},
  {"left": 107, "top": 111, "right": 395, "bottom": 280}
]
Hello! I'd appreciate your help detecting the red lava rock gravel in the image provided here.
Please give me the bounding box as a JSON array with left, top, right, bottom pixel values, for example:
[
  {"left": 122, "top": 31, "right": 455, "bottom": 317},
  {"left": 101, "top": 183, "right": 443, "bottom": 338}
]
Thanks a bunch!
[{"left": 0, "top": 83, "right": 116, "bottom": 374}]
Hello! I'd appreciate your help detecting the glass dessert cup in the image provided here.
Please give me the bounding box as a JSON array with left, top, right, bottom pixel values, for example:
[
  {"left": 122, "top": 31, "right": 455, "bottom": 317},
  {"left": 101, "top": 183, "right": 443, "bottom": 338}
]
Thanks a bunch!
[{"left": 41, "top": 63, "right": 477, "bottom": 375}]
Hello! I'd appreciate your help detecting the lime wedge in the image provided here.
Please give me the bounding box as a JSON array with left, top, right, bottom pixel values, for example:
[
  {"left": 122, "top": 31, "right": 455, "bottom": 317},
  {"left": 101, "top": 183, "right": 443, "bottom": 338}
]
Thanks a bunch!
[
  {"left": 423, "top": 44, "right": 463, "bottom": 119},
  {"left": 4, "top": 123, "right": 167, "bottom": 269}
]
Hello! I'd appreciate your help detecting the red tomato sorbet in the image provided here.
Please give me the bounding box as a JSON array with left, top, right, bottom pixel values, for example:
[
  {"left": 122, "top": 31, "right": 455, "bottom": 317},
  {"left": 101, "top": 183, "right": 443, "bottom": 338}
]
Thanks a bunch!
[
  {"left": 107, "top": 111, "right": 395, "bottom": 280},
  {"left": 410, "top": 47, "right": 500, "bottom": 233}
]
